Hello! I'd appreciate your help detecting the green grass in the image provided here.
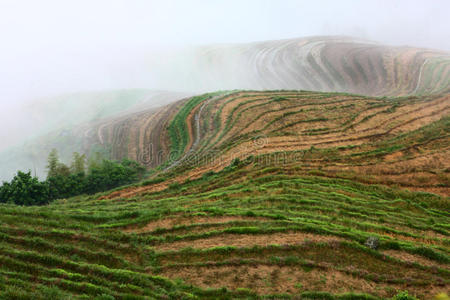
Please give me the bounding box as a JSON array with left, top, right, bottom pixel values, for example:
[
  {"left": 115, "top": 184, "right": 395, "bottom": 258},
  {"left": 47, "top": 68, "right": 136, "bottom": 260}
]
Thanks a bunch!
[{"left": 2, "top": 161, "right": 445, "bottom": 298}]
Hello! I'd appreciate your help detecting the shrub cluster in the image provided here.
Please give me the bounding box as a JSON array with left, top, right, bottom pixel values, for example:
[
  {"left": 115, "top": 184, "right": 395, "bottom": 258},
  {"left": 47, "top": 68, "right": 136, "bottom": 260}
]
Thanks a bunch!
[{"left": 0, "top": 150, "right": 145, "bottom": 206}]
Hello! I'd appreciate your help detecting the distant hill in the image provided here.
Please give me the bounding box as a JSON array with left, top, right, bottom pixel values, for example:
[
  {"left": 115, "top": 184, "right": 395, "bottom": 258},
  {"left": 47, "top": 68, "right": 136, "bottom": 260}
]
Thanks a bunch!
[{"left": 179, "top": 36, "right": 450, "bottom": 96}]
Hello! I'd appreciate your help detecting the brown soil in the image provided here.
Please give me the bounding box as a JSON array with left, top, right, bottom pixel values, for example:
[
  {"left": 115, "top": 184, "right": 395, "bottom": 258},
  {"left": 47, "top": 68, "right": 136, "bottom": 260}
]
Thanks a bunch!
[
  {"left": 154, "top": 232, "right": 344, "bottom": 251},
  {"left": 124, "top": 215, "right": 267, "bottom": 233},
  {"left": 383, "top": 250, "right": 448, "bottom": 268},
  {"left": 159, "top": 264, "right": 445, "bottom": 299},
  {"left": 384, "top": 151, "right": 404, "bottom": 162},
  {"left": 237, "top": 97, "right": 355, "bottom": 138}
]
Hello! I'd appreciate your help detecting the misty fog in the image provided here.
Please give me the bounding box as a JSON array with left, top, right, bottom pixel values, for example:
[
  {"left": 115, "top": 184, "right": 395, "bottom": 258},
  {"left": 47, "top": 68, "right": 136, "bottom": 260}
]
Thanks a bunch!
[{"left": 0, "top": 0, "right": 449, "bottom": 174}]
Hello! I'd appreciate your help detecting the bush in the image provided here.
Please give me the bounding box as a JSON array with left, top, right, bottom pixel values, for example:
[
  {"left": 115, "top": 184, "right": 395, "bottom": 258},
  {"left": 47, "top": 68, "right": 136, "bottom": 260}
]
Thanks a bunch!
[
  {"left": 141, "top": 177, "right": 165, "bottom": 186},
  {"left": 391, "top": 291, "right": 418, "bottom": 300},
  {"left": 0, "top": 154, "right": 146, "bottom": 206},
  {"left": 83, "top": 158, "right": 145, "bottom": 194},
  {"left": 0, "top": 171, "right": 49, "bottom": 205},
  {"left": 168, "top": 182, "right": 182, "bottom": 190},
  {"left": 231, "top": 158, "right": 241, "bottom": 167}
]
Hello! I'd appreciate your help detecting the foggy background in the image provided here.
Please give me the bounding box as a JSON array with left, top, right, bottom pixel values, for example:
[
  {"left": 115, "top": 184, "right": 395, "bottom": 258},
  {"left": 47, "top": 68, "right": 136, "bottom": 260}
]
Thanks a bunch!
[{"left": 0, "top": 0, "right": 449, "bottom": 152}]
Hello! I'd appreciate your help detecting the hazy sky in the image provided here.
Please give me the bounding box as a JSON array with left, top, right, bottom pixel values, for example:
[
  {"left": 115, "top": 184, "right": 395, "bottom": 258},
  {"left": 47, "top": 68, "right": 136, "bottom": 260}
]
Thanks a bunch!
[
  {"left": 1, "top": 0, "right": 449, "bottom": 103},
  {"left": 0, "top": 0, "right": 449, "bottom": 149}
]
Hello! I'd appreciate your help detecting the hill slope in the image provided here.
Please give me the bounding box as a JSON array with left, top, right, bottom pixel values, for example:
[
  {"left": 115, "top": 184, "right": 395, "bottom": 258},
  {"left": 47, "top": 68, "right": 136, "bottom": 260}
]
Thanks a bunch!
[
  {"left": 1, "top": 91, "right": 448, "bottom": 299},
  {"left": 99, "top": 90, "right": 450, "bottom": 195}
]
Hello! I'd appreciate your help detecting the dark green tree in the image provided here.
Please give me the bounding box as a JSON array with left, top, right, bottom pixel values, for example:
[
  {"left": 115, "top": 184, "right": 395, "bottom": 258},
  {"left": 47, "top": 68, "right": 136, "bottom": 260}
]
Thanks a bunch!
[
  {"left": 0, "top": 181, "right": 11, "bottom": 203},
  {"left": 1, "top": 171, "right": 49, "bottom": 205},
  {"left": 1, "top": 150, "right": 146, "bottom": 205}
]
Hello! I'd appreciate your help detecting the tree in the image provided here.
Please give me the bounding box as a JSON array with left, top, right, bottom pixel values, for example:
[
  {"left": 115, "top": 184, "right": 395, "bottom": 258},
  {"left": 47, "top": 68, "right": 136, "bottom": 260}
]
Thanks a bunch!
[
  {"left": 87, "top": 152, "right": 103, "bottom": 173},
  {"left": 0, "top": 181, "right": 11, "bottom": 203},
  {"left": 55, "top": 163, "right": 71, "bottom": 177},
  {"left": 121, "top": 158, "right": 146, "bottom": 181},
  {"left": 1, "top": 149, "right": 146, "bottom": 205},
  {"left": 46, "top": 149, "right": 59, "bottom": 178},
  {"left": 84, "top": 158, "right": 145, "bottom": 194},
  {"left": 47, "top": 172, "right": 85, "bottom": 200},
  {"left": 3, "top": 171, "right": 49, "bottom": 205},
  {"left": 70, "top": 152, "right": 86, "bottom": 175}
]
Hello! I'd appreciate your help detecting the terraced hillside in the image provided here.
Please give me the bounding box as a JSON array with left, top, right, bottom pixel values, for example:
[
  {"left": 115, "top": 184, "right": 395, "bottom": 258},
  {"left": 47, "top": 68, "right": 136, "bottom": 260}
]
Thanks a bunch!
[
  {"left": 1, "top": 91, "right": 448, "bottom": 299},
  {"left": 82, "top": 95, "right": 190, "bottom": 168},
  {"left": 2, "top": 36, "right": 449, "bottom": 183},
  {"left": 183, "top": 36, "right": 450, "bottom": 96},
  {"left": 100, "top": 90, "right": 450, "bottom": 196},
  {"left": 33, "top": 37, "right": 450, "bottom": 172}
]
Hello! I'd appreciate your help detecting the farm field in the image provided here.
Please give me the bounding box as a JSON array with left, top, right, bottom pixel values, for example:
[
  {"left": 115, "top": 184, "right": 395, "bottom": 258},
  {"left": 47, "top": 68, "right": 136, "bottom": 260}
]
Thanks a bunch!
[
  {"left": 1, "top": 0, "right": 450, "bottom": 296},
  {"left": 1, "top": 90, "right": 448, "bottom": 299}
]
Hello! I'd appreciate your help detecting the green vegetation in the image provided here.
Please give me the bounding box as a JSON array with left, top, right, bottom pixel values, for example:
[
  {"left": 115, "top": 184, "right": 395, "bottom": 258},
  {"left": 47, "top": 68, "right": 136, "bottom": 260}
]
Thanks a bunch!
[
  {"left": 1, "top": 155, "right": 447, "bottom": 298},
  {"left": 0, "top": 150, "right": 145, "bottom": 206},
  {"left": 0, "top": 90, "right": 448, "bottom": 299},
  {"left": 0, "top": 171, "right": 50, "bottom": 206},
  {"left": 167, "top": 93, "right": 216, "bottom": 163}
]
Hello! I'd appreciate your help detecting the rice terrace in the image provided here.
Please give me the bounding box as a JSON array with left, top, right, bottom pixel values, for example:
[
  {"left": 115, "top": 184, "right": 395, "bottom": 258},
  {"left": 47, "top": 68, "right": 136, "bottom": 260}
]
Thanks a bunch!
[{"left": 0, "top": 2, "right": 449, "bottom": 300}]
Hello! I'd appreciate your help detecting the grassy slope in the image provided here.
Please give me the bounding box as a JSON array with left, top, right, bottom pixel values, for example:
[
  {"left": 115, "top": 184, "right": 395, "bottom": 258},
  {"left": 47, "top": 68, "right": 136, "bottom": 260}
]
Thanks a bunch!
[{"left": 0, "top": 91, "right": 449, "bottom": 299}]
